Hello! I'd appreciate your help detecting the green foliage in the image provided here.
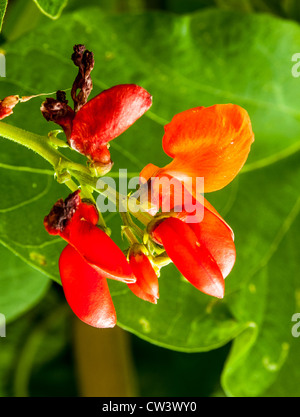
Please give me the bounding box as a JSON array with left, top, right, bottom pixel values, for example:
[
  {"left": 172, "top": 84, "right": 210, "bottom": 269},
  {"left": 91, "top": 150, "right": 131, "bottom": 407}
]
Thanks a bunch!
[
  {"left": 33, "top": 0, "right": 68, "bottom": 19},
  {"left": 0, "top": 5, "right": 300, "bottom": 396},
  {"left": 0, "top": 0, "right": 7, "bottom": 31},
  {"left": 165, "top": 0, "right": 300, "bottom": 21},
  {"left": 0, "top": 245, "right": 49, "bottom": 322},
  {"left": 0, "top": 287, "right": 77, "bottom": 397}
]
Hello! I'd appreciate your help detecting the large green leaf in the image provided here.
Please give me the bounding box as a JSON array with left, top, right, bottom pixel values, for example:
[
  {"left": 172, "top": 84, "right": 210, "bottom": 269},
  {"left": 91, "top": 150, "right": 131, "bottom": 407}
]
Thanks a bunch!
[
  {"left": 0, "top": 7, "right": 300, "bottom": 396},
  {"left": 220, "top": 153, "right": 300, "bottom": 396},
  {"left": 33, "top": 0, "right": 68, "bottom": 19},
  {"left": 0, "top": 287, "right": 76, "bottom": 397},
  {"left": 166, "top": 0, "right": 300, "bottom": 21},
  {"left": 0, "top": 244, "right": 50, "bottom": 322},
  {"left": 0, "top": 0, "right": 7, "bottom": 31}
]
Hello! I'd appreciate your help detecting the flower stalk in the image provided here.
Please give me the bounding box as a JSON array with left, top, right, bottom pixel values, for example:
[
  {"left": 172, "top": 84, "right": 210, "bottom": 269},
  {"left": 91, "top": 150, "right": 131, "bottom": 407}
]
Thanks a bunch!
[{"left": 0, "top": 120, "right": 153, "bottom": 237}]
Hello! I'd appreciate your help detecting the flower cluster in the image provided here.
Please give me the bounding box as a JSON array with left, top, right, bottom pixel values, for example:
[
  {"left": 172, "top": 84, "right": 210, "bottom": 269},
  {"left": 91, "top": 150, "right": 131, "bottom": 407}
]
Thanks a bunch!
[{"left": 41, "top": 45, "right": 254, "bottom": 328}]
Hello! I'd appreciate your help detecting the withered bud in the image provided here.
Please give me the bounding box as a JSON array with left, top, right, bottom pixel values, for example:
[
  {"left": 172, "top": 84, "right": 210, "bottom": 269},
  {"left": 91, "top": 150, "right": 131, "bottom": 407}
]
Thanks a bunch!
[
  {"left": 0, "top": 95, "right": 20, "bottom": 120},
  {"left": 71, "top": 44, "right": 95, "bottom": 112},
  {"left": 44, "top": 190, "right": 81, "bottom": 233},
  {"left": 56, "top": 90, "right": 68, "bottom": 104},
  {"left": 41, "top": 91, "right": 75, "bottom": 139}
]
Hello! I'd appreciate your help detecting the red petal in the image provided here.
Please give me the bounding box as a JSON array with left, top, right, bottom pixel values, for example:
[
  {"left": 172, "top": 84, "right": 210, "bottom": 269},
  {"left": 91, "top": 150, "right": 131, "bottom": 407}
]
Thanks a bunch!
[
  {"left": 77, "top": 201, "right": 99, "bottom": 225},
  {"left": 69, "top": 84, "right": 152, "bottom": 162},
  {"left": 153, "top": 217, "right": 225, "bottom": 299},
  {"left": 161, "top": 104, "right": 254, "bottom": 192},
  {"left": 128, "top": 252, "right": 159, "bottom": 304},
  {"left": 139, "top": 165, "right": 235, "bottom": 249},
  {"left": 66, "top": 220, "right": 136, "bottom": 284},
  {"left": 179, "top": 207, "right": 236, "bottom": 278},
  {"left": 59, "top": 244, "right": 116, "bottom": 328},
  {"left": 203, "top": 197, "right": 234, "bottom": 240},
  {"left": 174, "top": 193, "right": 235, "bottom": 270}
]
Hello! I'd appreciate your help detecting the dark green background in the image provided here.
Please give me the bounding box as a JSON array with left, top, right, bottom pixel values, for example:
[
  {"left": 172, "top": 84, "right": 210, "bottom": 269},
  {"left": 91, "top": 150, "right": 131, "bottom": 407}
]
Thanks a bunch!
[{"left": 0, "top": 0, "right": 300, "bottom": 397}]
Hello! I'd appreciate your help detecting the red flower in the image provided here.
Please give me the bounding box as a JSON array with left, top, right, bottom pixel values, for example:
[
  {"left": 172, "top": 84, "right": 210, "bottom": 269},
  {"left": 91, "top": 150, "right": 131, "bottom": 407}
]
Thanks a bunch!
[
  {"left": 128, "top": 245, "right": 159, "bottom": 304},
  {"left": 44, "top": 191, "right": 135, "bottom": 328},
  {"left": 69, "top": 84, "right": 152, "bottom": 166},
  {"left": 42, "top": 84, "right": 152, "bottom": 169},
  {"left": 41, "top": 45, "right": 152, "bottom": 172},
  {"left": 140, "top": 104, "right": 254, "bottom": 298}
]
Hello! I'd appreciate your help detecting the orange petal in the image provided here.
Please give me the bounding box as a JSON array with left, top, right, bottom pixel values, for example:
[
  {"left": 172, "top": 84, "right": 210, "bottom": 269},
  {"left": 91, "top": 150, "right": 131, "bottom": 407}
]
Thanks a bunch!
[
  {"left": 139, "top": 163, "right": 160, "bottom": 184},
  {"left": 59, "top": 244, "right": 116, "bottom": 328},
  {"left": 139, "top": 165, "right": 203, "bottom": 218},
  {"left": 161, "top": 104, "right": 254, "bottom": 192}
]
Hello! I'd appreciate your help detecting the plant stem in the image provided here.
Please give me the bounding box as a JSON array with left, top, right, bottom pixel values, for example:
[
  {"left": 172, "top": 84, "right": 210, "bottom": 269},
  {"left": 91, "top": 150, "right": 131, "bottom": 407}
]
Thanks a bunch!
[
  {"left": 73, "top": 319, "right": 138, "bottom": 397},
  {"left": 74, "top": 171, "right": 154, "bottom": 226},
  {"left": 0, "top": 122, "right": 92, "bottom": 176},
  {"left": 0, "top": 122, "right": 153, "bottom": 229},
  {"left": 0, "top": 122, "right": 61, "bottom": 167}
]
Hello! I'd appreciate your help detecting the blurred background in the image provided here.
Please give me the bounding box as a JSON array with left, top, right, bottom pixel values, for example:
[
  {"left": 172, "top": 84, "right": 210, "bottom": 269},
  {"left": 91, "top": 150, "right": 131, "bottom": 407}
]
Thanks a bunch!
[{"left": 0, "top": 0, "right": 300, "bottom": 397}]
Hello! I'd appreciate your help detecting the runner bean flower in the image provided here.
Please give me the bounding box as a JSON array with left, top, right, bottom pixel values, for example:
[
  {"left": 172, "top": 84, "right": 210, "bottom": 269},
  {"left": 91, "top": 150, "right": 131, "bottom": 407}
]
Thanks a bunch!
[
  {"left": 44, "top": 190, "right": 136, "bottom": 328},
  {"left": 140, "top": 104, "right": 255, "bottom": 298}
]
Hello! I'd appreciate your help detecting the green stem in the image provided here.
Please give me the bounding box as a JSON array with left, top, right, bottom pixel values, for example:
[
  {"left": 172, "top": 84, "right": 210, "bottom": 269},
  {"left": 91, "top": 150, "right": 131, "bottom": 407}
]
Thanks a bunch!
[
  {"left": 0, "top": 122, "right": 94, "bottom": 200},
  {"left": 0, "top": 122, "right": 62, "bottom": 167},
  {"left": 47, "top": 130, "right": 69, "bottom": 148},
  {"left": 64, "top": 178, "right": 79, "bottom": 193},
  {"left": 73, "top": 170, "right": 154, "bottom": 226},
  {"left": 125, "top": 212, "right": 144, "bottom": 239},
  {"left": 0, "top": 122, "right": 153, "bottom": 229},
  {"left": 0, "top": 122, "right": 92, "bottom": 176}
]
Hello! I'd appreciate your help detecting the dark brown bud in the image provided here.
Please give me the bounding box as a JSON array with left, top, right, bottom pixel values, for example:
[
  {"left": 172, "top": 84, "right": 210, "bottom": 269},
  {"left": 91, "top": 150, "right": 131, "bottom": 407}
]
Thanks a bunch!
[
  {"left": 41, "top": 91, "right": 75, "bottom": 139},
  {"left": 44, "top": 190, "right": 81, "bottom": 234},
  {"left": 71, "top": 44, "right": 95, "bottom": 112}
]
